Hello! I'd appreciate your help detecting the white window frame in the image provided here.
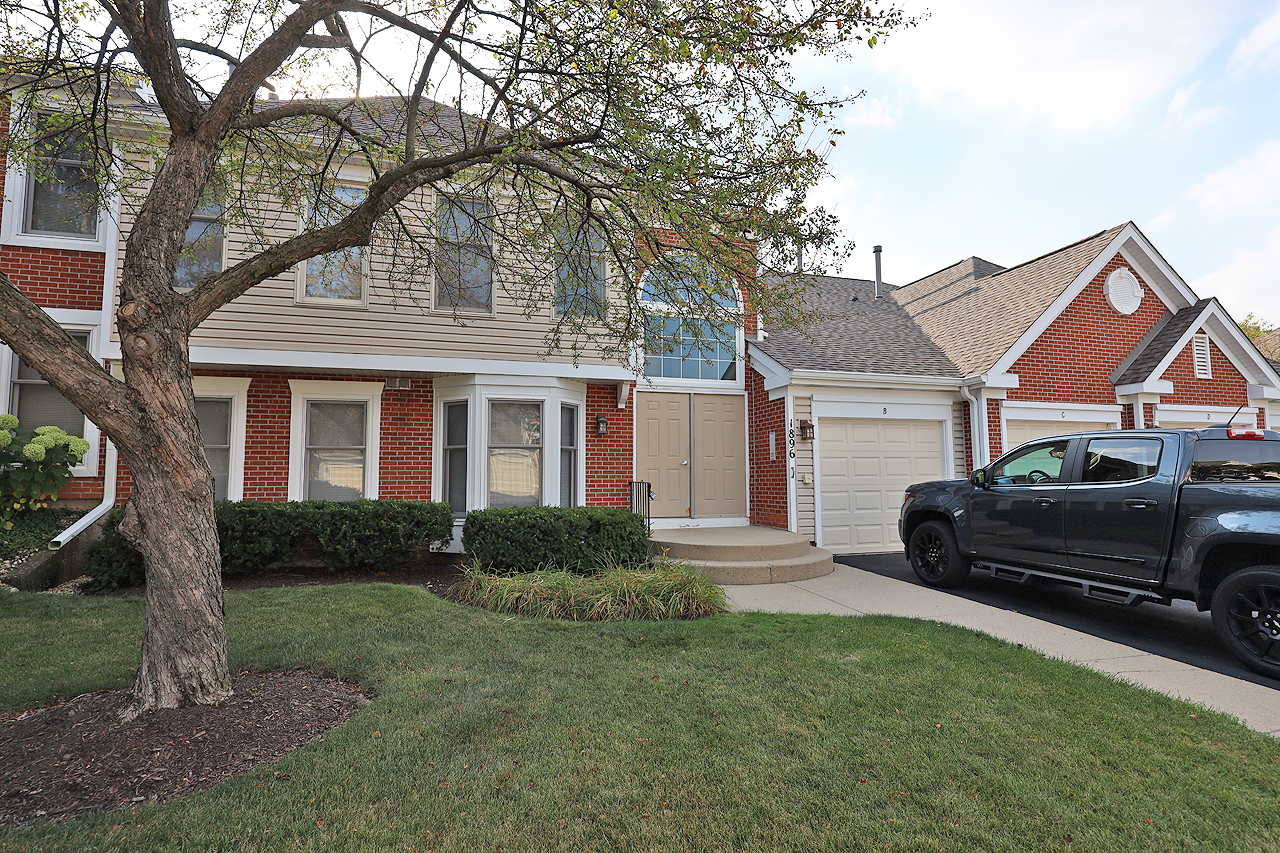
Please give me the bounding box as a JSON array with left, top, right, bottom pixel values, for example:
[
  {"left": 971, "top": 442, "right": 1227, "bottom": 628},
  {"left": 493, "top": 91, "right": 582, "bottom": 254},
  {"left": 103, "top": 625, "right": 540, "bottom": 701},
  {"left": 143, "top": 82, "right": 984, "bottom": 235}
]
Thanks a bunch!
[
  {"left": 192, "top": 376, "right": 250, "bottom": 501},
  {"left": 637, "top": 259, "right": 745, "bottom": 391},
  {"left": 487, "top": 398, "right": 545, "bottom": 509},
  {"left": 433, "top": 376, "right": 587, "bottom": 515},
  {"left": 287, "top": 379, "right": 383, "bottom": 500},
  {"left": 174, "top": 202, "right": 228, "bottom": 291},
  {"left": 0, "top": 110, "right": 112, "bottom": 252},
  {"left": 433, "top": 195, "right": 495, "bottom": 316},
  {"left": 294, "top": 185, "right": 370, "bottom": 308},
  {"left": 0, "top": 319, "right": 101, "bottom": 478},
  {"left": 559, "top": 402, "right": 581, "bottom": 507},
  {"left": 1193, "top": 333, "right": 1213, "bottom": 379}
]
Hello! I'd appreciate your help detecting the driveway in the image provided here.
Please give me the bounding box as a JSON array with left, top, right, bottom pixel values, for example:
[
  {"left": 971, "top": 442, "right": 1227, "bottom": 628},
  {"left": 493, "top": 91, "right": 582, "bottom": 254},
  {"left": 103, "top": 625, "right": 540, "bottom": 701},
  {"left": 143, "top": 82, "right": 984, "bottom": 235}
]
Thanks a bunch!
[{"left": 838, "top": 553, "right": 1280, "bottom": 691}]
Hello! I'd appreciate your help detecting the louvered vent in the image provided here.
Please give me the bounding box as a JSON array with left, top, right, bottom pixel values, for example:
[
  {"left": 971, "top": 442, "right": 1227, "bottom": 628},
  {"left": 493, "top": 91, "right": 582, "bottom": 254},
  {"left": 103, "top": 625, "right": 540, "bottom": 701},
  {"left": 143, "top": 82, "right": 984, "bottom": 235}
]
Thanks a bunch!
[{"left": 1193, "top": 334, "right": 1212, "bottom": 379}]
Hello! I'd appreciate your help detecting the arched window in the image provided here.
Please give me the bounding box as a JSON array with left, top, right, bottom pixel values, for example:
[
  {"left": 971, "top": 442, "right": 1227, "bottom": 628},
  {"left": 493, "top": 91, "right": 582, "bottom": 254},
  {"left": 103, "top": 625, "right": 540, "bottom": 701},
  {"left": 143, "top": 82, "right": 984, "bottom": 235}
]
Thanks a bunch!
[{"left": 640, "top": 258, "right": 741, "bottom": 382}]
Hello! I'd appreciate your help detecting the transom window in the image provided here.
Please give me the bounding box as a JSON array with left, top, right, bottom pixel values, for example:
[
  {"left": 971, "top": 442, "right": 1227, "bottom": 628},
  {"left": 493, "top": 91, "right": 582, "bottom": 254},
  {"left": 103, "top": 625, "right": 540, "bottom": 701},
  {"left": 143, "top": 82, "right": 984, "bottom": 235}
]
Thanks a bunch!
[
  {"left": 437, "top": 198, "right": 493, "bottom": 312},
  {"left": 24, "top": 114, "right": 98, "bottom": 239}
]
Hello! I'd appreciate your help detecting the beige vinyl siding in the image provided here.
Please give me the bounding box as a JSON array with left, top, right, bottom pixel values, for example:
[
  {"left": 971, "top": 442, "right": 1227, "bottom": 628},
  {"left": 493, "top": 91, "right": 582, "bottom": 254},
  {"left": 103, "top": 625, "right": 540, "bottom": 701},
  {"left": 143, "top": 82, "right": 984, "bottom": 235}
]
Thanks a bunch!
[
  {"left": 952, "top": 401, "right": 967, "bottom": 478},
  {"left": 794, "top": 396, "right": 815, "bottom": 540},
  {"left": 113, "top": 186, "right": 618, "bottom": 366}
]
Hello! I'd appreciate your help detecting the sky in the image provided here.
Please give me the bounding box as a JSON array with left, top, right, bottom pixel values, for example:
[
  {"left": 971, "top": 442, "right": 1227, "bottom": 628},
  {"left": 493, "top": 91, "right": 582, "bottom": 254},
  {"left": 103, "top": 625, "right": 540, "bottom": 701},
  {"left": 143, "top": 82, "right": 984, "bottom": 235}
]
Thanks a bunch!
[{"left": 798, "top": 0, "right": 1280, "bottom": 327}]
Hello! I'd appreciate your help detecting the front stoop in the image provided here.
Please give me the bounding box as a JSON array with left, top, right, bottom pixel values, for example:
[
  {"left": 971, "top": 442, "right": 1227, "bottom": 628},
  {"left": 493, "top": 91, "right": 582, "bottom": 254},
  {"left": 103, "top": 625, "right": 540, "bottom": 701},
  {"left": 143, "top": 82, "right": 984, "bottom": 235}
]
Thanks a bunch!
[{"left": 650, "top": 526, "right": 835, "bottom": 585}]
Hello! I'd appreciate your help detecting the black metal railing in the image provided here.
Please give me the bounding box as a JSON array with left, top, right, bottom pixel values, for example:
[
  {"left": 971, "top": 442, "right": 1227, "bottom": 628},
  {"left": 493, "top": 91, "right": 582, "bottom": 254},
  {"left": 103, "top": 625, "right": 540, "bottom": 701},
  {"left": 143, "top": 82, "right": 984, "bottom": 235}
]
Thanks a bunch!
[{"left": 629, "top": 480, "right": 653, "bottom": 531}]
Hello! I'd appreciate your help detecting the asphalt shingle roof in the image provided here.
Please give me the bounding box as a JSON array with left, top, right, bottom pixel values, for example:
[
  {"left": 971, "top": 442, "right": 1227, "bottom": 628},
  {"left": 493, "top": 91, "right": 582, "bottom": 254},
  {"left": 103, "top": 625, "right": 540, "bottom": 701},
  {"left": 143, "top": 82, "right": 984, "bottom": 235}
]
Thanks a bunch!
[
  {"left": 1257, "top": 328, "right": 1280, "bottom": 360},
  {"left": 755, "top": 275, "right": 962, "bottom": 377},
  {"left": 1112, "top": 299, "right": 1213, "bottom": 386},
  {"left": 891, "top": 224, "right": 1128, "bottom": 376}
]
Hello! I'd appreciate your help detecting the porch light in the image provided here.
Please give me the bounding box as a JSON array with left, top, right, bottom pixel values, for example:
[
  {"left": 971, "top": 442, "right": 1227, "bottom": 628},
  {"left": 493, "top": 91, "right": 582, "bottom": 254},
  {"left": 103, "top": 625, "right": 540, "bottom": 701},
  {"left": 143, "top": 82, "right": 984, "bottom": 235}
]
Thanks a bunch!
[
  {"left": 596, "top": 415, "right": 609, "bottom": 436},
  {"left": 798, "top": 420, "right": 815, "bottom": 441}
]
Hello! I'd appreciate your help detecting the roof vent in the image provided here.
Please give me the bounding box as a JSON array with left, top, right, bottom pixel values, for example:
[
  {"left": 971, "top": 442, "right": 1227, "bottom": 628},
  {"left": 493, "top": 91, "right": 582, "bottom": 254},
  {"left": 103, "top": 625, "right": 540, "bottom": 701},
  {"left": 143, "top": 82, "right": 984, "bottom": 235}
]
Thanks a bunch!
[{"left": 873, "top": 245, "right": 883, "bottom": 300}]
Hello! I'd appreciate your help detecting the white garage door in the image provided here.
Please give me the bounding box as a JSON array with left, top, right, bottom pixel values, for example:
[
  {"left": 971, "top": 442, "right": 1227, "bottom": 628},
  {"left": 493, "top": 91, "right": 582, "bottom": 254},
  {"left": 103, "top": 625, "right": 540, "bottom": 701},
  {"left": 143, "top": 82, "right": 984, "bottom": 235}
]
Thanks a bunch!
[
  {"left": 1004, "top": 420, "right": 1109, "bottom": 450},
  {"left": 819, "top": 418, "right": 944, "bottom": 554}
]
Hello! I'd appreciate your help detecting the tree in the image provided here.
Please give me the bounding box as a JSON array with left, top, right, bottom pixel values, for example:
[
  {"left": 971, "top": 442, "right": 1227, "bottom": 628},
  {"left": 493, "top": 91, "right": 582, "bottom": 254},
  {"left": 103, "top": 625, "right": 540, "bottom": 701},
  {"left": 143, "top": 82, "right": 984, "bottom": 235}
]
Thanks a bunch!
[
  {"left": 1240, "top": 313, "right": 1275, "bottom": 342},
  {"left": 0, "top": 0, "right": 909, "bottom": 717}
]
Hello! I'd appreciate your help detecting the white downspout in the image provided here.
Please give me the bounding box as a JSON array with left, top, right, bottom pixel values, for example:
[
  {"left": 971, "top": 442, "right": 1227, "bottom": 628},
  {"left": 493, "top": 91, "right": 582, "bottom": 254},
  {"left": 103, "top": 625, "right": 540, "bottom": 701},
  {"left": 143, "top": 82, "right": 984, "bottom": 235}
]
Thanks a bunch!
[
  {"left": 50, "top": 439, "right": 117, "bottom": 550},
  {"left": 959, "top": 383, "right": 985, "bottom": 469}
]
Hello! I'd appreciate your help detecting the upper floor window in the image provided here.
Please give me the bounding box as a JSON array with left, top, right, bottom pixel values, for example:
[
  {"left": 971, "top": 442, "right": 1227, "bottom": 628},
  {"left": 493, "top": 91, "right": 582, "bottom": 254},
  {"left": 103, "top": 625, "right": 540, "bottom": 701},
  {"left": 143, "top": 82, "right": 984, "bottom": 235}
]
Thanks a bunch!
[
  {"left": 298, "top": 186, "right": 366, "bottom": 305},
  {"left": 640, "top": 258, "right": 741, "bottom": 382},
  {"left": 24, "top": 114, "right": 99, "bottom": 240},
  {"left": 436, "top": 198, "right": 492, "bottom": 312},
  {"left": 174, "top": 201, "right": 224, "bottom": 290},
  {"left": 555, "top": 227, "right": 606, "bottom": 318}
]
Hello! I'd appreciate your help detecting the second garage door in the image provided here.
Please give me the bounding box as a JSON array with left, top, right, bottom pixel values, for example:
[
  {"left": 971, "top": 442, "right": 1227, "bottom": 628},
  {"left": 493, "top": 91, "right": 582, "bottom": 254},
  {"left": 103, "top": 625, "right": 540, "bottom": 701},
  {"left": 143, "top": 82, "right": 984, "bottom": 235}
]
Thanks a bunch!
[
  {"left": 819, "top": 418, "right": 944, "bottom": 554},
  {"left": 1004, "top": 419, "right": 1109, "bottom": 450}
]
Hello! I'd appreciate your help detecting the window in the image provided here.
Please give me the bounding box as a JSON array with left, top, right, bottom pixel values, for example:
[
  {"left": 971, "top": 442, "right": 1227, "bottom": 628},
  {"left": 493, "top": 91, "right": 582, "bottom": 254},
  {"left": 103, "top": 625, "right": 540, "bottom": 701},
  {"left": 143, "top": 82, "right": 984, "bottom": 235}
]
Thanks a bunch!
[
  {"left": 10, "top": 331, "right": 90, "bottom": 437},
  {"left": 640, "top": 258, "right": 741, "bottom": 382},
  {"left": 489, "top": 401, "right": 541, "bottom": 507},
  {"left": 444, "top": 401, "right": 468, "bottom": 515},
  {"left": 174, "top": 201, "right": 224, "bottom": 290},
  {"left": 299, "top": 186, "right": 365, "bottom": 304},
  {"left": 1191, "top": 439, "right": 1280, "bottom": 481},
  {"left": 195, "top": 398, "right": 232, "bottom": 500},
  {"left": 287, "top": 379, "right": 382, "bottom": 501},
  {"left": 1081, "top": 438, "right": 1161, "bottom": 484},
  {"left": 1193, "top": 334, "right": 1213, "bottom": 379},
  {"left": 555, "top": 227, "right": 606, "bottom": 317},
  {"left": 304, "top": 401, "right": 367, "bottom": 500},
  {"left": 560, "top": 404, "right": 577, "bottom": 506},
  {"left": 23, "top": 114, "right": 98, "bottom": 239},
  {"left": 990, "top": 440, "right": 1069, "bottom": 485},
  {"left": 437, "top": 198, "right": 493, "bottom": 312}
]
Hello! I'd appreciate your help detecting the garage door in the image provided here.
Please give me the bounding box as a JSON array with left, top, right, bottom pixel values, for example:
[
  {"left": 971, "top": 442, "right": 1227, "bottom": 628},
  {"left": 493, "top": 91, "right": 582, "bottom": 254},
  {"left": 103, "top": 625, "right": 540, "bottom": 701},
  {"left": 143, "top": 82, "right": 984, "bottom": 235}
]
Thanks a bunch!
[
  {"left": 1004, "top": 420, "right": 1109, "bottom": 450},
  {"left": 819, "top": 419, "right": 944, "bottom": 554}
]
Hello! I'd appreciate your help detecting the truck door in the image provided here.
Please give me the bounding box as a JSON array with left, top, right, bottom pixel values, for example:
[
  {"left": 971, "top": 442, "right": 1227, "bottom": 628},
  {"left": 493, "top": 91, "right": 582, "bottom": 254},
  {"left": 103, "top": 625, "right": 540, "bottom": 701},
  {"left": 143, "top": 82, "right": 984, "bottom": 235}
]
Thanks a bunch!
[
  {"left": 1062, "top": 435, "right": 1174, "bottom": 582},
  {"left": 969, "top": 438, "right": 1072, "bottom": 569}
]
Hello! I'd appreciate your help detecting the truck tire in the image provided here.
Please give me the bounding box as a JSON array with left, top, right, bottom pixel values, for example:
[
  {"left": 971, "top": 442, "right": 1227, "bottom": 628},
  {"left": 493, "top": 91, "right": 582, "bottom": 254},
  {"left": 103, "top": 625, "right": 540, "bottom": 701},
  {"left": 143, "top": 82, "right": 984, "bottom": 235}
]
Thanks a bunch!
[
  {"left": 1211, "top": 566, "right": 1280, "bottom": 680},
  {"left": 908, "top": 520, "right": 971, "bottom": 588}
]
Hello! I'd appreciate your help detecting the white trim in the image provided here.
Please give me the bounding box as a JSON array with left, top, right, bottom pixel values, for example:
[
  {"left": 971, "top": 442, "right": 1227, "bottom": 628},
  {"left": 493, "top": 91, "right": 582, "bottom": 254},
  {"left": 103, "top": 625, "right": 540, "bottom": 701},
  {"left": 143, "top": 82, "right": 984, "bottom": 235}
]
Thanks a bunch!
[
  {"left": 287, "top": 379, "right": 384, "bottom": 500},
  {"left": 649, "top": 517, "right": 749, "bottom": 530},
  {"left": 1248, "top": 384, "right": 1280, "bottom": 401},
  {"left": 1114, "top": 379, "right": 1175, "bottom": 396},
  {"left": 1153, "top": 404, "right": 1257, "bottom": 427},
  {"left": 812, "top": 400, "right": 953, "bottom": 421},
  {"left": 784, "top": 393, "right": 797, "bottom": 534},
  {"left": 1192, "top": 333, "right": 1213, "bottom": 379},
  {"left": 988, "top": 224, "right": 1195, "bottom": 378},
  {"left": 192, "top": 376, "right": 250, "bottom": 501},
  {"left": 745, "top": 345, "right": 792, "bottom": 392},
  {"left": 999, "top": 400, "right": 1124, "bottom": 420}
]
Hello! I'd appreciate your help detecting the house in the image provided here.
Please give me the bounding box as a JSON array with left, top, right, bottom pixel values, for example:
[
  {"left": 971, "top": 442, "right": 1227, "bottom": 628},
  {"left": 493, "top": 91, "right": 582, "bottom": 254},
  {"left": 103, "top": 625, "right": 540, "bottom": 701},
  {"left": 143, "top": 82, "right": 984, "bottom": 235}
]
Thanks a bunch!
[
  {"left": 3, "top": 103, "right": 1276, "bottom": 561},
  {"left": 749, "top": 223, "right": 1280, "bottom": 554}
]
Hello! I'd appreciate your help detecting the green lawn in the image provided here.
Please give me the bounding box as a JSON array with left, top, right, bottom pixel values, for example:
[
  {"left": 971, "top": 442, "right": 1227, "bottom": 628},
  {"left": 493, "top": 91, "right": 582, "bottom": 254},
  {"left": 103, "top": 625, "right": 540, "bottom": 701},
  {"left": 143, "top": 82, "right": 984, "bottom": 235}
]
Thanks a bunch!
[{"left": 2, "top": 584, "right": 1277, "bottom": 852}]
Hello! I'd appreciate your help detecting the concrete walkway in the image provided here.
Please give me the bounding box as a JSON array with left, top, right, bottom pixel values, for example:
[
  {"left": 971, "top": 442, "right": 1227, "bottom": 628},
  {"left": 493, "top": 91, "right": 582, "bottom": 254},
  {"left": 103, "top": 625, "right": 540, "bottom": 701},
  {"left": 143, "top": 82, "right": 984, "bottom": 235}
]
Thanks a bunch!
[{"left": 723, "top": 562, "right": 1280, "bottom": 736}]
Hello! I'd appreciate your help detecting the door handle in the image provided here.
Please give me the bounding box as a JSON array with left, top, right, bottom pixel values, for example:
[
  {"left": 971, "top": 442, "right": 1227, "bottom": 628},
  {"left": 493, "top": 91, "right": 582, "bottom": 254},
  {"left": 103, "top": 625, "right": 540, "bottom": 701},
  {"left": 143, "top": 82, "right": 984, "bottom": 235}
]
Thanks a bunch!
[
  {"left": 681, "top": 460, "right": 689, "bottom": 466},
  {"left": 1124, "top": 498, "right": 1158, "bottom": 508},
  {"left": 1033, "top": 497, "right": 1059, "bottom": 506}
]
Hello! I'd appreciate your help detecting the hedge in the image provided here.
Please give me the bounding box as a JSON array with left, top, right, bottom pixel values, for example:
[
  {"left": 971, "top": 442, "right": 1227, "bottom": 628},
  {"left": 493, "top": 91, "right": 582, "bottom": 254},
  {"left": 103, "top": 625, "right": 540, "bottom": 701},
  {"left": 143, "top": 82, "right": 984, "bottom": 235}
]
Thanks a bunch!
[
  {"left": 461, "top": 506, "right": 649, "bottom": 574},
  {"left": 84, "top": 499, "right": 454, "bottom": 592}
]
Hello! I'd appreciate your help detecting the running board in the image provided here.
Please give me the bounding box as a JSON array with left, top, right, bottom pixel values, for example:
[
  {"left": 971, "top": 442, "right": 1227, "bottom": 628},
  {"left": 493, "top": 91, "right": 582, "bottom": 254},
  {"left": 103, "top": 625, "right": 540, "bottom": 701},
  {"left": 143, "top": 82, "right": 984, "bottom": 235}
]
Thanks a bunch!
[{"left": 974, "top": 561, "right": 1171, "bottom": 608}]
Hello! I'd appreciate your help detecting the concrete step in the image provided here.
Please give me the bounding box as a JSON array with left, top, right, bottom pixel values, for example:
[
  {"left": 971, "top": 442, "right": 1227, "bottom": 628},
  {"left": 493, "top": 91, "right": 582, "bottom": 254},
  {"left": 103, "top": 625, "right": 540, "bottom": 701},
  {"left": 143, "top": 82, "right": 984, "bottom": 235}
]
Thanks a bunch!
[
  {"left": 650, "top": 526, "right": 814, "bottom": 562},
  {"left": 685, "top": 548, "right": 836, "bottom": 585}
]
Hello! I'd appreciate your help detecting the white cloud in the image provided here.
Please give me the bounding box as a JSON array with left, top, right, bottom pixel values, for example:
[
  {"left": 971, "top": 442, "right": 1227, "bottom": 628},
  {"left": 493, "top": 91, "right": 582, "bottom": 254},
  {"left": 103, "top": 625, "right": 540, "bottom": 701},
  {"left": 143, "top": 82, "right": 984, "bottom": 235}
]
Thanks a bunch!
[
  {"left": 1187, "top": 139, "right": 1280, "bottom": 215},
  {"left": 843, "top": 96, "right": 902, "bottom": 129},
  {"left": 866, "top": 0, "right": 1233, "bottom": 134},
  {"left": 1231, "top": 3, "right": 1280, "bottom": 71},
  {"left": 1191, "top": 225, "right": 1280, "bottom": 322},
  {"left": 1160, "top": 81, "right": 1227, "bottom": 134}
]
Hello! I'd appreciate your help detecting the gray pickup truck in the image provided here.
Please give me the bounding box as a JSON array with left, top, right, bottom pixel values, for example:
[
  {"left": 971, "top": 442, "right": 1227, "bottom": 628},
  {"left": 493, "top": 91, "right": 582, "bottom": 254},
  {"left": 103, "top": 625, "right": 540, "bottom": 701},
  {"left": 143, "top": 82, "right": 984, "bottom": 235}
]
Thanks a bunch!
[{"left": 898, "top": 426, "right": 1280, "bottom": 678}]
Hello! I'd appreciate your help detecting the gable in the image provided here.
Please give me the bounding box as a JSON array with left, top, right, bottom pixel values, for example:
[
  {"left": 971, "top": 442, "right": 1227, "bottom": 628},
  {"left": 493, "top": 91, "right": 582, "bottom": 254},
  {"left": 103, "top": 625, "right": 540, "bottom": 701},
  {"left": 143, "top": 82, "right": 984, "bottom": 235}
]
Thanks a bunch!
[{"left": 1160, "top": 335, "right": 1250, "bottom": 407}]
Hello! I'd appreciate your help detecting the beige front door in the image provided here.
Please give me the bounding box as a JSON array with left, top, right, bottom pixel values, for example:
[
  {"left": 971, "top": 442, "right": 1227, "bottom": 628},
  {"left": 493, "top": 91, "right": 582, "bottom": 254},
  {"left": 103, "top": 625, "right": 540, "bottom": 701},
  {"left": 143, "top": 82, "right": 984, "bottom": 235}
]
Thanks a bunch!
[
  {"left": 638, "top": 392, "right": 691, "bottom": 517},
  {"left": 692, "top": 393, "right": 746, "bottom": 517}
]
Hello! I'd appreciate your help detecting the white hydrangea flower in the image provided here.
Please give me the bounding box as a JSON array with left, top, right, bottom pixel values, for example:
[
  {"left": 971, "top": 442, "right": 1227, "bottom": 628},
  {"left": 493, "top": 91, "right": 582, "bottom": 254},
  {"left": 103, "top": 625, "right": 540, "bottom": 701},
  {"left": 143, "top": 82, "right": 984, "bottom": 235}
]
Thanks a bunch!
[
  {"left": 33, "top": 425, "right": 64, "bottom": 436},
  {"left": 30, "top": 434, "right": 58, "bottom": 449},
  {"left": 22, "top": 443, "right": 46, "bottom": 462},
  {"left": 0, "top": 431, "right": 11, "bottom": 449},
  {"left": 68, "top": 438, "right": 90, "bottom": 457},
  {"left": 0, "top": 415, "right": 18, "bottom": 431}
]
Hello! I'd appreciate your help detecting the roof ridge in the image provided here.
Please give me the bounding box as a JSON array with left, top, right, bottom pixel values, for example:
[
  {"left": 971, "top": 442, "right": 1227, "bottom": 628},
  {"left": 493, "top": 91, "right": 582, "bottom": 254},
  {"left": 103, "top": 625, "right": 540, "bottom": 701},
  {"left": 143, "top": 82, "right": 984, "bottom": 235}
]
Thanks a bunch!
[{"left": 980, "top": 224, "right": 1125, "bottom": 282}]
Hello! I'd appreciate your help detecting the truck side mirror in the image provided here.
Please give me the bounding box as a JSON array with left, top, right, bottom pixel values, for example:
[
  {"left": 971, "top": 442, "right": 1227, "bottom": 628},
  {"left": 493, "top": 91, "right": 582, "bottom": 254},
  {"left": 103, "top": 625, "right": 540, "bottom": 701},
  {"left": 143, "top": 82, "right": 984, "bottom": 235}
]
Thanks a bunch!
[{"left": 970, "top": 468, "right": 988, "bottom": 489}]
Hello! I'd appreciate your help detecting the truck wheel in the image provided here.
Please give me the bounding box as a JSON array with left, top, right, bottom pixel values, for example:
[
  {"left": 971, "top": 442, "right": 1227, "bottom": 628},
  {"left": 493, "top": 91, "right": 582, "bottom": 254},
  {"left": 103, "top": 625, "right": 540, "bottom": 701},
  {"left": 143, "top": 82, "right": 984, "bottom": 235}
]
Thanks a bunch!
[
  {"left": 908, "top": 521, "right": 971, "bottom": 588},
  {"left": 1211, "top": 567, "right": 1280, "bottom": 680}
]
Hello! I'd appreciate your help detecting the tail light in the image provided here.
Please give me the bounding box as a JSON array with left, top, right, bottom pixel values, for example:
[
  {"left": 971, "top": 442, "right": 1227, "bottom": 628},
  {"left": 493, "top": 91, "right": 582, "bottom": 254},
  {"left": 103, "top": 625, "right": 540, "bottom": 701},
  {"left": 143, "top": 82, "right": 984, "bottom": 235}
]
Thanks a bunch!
[{"left": 1227, "top": 429, "right": 1266, "bottom": 439}]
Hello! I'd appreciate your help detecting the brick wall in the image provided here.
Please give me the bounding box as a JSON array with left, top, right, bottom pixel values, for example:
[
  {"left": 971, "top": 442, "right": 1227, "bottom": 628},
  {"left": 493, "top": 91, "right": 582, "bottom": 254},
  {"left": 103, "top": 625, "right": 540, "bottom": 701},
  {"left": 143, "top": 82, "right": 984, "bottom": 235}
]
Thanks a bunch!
[
  {"left": 746, "top": 362, "right": 787, "bottom": 528},
  {"left": 1161, "top": 338, "right": 1250, "bottom": 408},
  {"left": 0, "top": 246, "right": 105, "bottom": 310},
  {"left": 379, "top": 379, "right": 435, "bottom": 500},
  {"left": 986, "top": 398, "right": 1003, "bottom": 461},
  {"left": 1006, "top": 255, "right": 1169, "bottom": 405},
  {"left": 584, "top": 382, "right": 633, "bottom": 508}
]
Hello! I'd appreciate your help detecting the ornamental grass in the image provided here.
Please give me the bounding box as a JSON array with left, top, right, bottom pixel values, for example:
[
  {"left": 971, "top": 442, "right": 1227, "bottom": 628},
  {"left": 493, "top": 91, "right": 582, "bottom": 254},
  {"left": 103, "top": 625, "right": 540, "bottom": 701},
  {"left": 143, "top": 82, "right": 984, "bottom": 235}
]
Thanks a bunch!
[{"left": 449, "top": 558, "right": 727, "bottom": 620}]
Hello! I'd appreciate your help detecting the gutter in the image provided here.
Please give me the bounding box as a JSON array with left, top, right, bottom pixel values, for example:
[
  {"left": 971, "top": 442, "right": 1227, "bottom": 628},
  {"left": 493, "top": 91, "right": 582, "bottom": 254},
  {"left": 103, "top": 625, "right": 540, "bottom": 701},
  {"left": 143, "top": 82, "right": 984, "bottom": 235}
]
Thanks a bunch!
[{"left": 49, "top": 439, "right": 117, "bottom": 551}]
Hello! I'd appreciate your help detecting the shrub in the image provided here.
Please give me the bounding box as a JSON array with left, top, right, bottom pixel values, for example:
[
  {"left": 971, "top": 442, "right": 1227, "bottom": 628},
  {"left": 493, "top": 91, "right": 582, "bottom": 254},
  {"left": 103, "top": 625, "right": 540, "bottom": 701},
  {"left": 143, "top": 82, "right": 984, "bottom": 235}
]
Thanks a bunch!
[
  {"left": 84, "top": 499, "right": 454, "bottom": 592},
  {"left": 0, "top": 507, "right": 85, "bottom": 561},
  {"left": 461, "top": 506, "right": 649, "bottom": 573},
  {"left": 0, "top": 416, "right": 91, "bottom": 529},
  {"left": 448, "top": 558, "right": 728, "bottom": 620}
]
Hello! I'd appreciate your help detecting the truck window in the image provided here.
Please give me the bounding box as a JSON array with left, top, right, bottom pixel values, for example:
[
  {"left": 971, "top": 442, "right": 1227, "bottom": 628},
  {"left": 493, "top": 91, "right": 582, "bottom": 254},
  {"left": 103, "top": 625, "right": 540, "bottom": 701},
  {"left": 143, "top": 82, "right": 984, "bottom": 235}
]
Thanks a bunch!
[
  {"left": 990, "top": 440, "right": 1069, "bottom": 485},
  {"left": 1190, "top": 440, "right": 1280, "bottom": 481},
  {"left": 1081, "top": 438, "right": 1162, "bottom": 484}
]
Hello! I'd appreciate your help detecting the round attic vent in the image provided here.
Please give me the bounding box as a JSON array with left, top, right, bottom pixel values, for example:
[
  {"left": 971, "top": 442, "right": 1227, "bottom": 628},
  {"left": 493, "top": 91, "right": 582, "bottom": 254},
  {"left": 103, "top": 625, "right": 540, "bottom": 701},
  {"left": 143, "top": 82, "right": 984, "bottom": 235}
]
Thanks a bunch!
[{"left": 1104, "top": 267, "right": 1143, "bottom": 315}]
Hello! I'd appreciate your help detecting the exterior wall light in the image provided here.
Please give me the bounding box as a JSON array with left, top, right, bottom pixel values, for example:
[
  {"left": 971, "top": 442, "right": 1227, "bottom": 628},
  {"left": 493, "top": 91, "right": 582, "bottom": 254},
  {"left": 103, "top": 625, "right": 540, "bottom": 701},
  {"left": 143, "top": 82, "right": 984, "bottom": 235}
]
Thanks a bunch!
[
  {"left": 798, "top": 420, "right": 815, "bottom": 441},
  {"left": 596, "top": 415, "right": 609, "bottom": 436}
]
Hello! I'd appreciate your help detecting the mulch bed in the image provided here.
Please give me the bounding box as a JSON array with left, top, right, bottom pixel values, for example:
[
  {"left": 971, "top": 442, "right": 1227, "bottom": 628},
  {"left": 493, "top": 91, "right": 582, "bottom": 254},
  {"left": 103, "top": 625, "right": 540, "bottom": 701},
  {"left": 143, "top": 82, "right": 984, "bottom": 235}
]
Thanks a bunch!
[{"left": 0, "top": 563, "right": 463, "bottom": 827}]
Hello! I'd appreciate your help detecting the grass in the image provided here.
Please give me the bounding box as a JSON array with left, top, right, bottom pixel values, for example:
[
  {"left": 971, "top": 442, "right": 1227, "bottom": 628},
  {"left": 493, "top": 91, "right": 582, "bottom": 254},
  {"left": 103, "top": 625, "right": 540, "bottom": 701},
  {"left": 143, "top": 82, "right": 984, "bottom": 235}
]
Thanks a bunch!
[
  {"left": 449, "top": 559, "right": 728, "bottom": 620},
  {"left": 2, "top": 583, "right": 1279, "bottom": 852},
  {"left": 0, "top": 507, "right": 84, "bottom": 561}
]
